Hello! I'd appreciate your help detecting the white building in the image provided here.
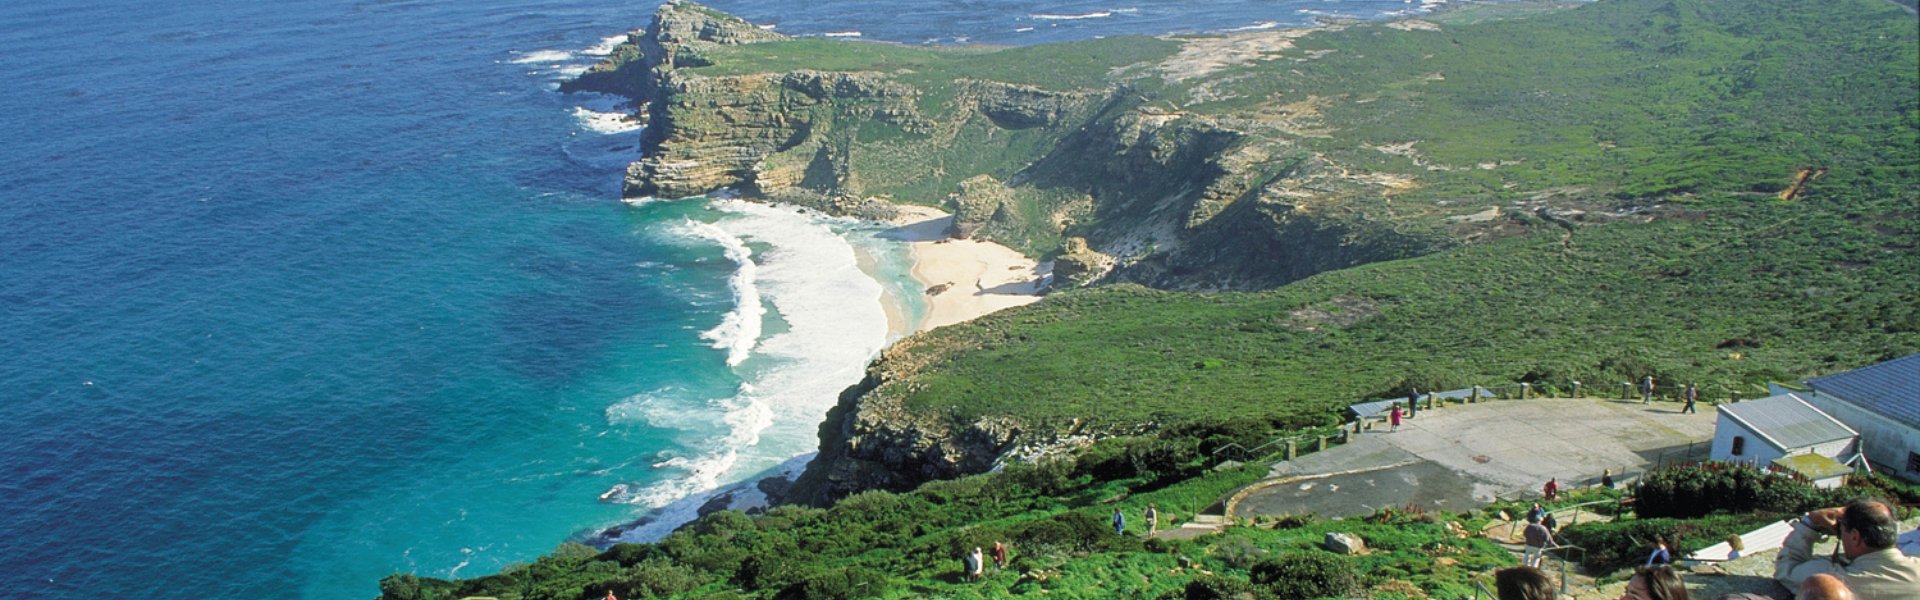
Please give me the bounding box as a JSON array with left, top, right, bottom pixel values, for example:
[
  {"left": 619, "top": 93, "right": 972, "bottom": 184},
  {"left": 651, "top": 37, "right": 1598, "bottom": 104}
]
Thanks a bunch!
[
  {"left": 1710, "top": 393, "right": 1859, "bottom": 482},
  {"left": 1800, "top": 353, "right": 1920, "bottom": 482}
]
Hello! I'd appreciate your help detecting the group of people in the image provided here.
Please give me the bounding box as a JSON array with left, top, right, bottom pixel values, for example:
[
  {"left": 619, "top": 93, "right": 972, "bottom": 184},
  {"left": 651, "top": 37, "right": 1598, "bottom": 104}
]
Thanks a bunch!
[
  {"left": 961, "top": 502, "right": 1170, "bottom": 582},
  {"left": 1639, "top": 376, "right": 1702, "bottom": 414},
  {"left": 960, "top": 541, "right": 1010, "bottom": 582},
  {"left": 1504, "top": 499, "right": 1919, "bottom": 600},
  {"left": 1111, "top": 504, "right": 1161, "bottom": 537}
]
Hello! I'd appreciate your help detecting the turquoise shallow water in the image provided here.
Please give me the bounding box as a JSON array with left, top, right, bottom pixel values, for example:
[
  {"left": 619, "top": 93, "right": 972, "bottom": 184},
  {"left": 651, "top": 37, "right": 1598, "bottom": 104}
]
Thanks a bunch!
[{"left": 0, "top": 0, "right": 1434, "bottom": 597}]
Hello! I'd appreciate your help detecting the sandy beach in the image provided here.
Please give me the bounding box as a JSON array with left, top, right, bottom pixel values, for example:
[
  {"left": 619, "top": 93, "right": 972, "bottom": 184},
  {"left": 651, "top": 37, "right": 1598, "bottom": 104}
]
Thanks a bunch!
[{"left": 882, "top": 205, "right": 1047, "bottom": 332}]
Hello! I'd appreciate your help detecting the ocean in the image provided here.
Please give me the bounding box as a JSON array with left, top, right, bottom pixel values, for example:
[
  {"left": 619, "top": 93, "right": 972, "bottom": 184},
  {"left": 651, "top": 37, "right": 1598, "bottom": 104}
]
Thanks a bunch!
[{"left": 0, "top": 0, "right": 1446, "bottom": 597}]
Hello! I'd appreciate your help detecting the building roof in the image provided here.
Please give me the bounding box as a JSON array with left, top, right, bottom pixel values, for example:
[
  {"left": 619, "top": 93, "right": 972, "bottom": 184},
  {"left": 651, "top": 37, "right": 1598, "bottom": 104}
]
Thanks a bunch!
[
  {"left": 1718, "top": 393, "right": 1858, "bottom": 452},
  {"left": 1772, "top": 453, "right": 1853, "bottom": 480},
  {"left": 1349, "top": 399, "right": 1398, "bottom": 419},
  {"left": 1807, "top": 353, "right": 1920, "bottom": 428},
  {"left": 1431, "top": 386, "right": 1500, "bottom": 400}
]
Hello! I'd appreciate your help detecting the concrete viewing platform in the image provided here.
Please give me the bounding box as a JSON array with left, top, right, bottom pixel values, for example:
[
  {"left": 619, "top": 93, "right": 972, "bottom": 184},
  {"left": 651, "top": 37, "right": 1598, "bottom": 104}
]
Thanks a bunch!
[{"left": 1229, "top": 398, "right": 1718, "bottom": 520}]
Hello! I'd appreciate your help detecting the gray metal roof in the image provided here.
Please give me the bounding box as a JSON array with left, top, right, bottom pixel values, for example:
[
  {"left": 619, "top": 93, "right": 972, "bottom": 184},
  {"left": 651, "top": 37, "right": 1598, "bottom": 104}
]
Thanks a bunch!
[
  {"left": 1718, "top": 393, "right": 1857, "bottom": 451},
  {"left": 1807, "top": 353, "right": 1920, "bottom": 429},
  {"left": 1431, "top": 386, "right": 1499, "bottom": 400},
  {"left": 1349, "top": 399, "right": 1398, "bottom": 419}
]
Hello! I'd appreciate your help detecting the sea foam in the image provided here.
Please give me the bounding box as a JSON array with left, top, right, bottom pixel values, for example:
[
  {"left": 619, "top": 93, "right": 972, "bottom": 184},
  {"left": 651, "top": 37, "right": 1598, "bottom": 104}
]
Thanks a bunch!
[
  {"left": 1032, "top": 11, "right": 1113, "bottom": 20},
  {"left": 569, "top": 107, "right": 643, "bottom": 134},
  {"left": 508, "top": 49, "right": 575, "bottom": 63},
  {"left": 680, "top": 220, "right": 764, "bottom": 368},
  {"left": 583, "top": 33, "right": 632, "bottom": 56},
  {"left": 603, "top": 201, "right": 889, "bottom": 538}
]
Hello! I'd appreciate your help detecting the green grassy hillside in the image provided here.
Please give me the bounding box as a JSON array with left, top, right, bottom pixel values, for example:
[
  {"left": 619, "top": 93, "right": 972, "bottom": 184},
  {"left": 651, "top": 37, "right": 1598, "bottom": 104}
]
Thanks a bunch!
[{"left": 888, "top": 195, "right": 1916, "bottom": 428}]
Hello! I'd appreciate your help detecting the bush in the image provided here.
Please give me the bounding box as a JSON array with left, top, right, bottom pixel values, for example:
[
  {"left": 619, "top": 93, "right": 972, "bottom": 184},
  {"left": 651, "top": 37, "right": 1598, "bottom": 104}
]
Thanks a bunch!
[
  {"left": 1557, "top": 513, "right": 1784, "bottom": 573},
  {"left": 599, "top": 543, "right": 661, "bottom": 567},
  {"left": 1182, "top": 574, "right": 1273, "bottom": 600},
  {"left": 1250, "top": 551, "right": 1358, "bottom": 600},
  {"left": 617, "top": 557, "right": 705, "bottom": 598},
  {"left": 777, "top": 566, "right": 891, "bottom": 600},
  {"left": 1634, "top": 463, "right": 1838, "bottom": 518}
]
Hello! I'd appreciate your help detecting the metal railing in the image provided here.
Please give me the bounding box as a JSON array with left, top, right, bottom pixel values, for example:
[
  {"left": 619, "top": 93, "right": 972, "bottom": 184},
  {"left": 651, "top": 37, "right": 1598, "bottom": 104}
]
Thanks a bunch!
[
  {"left": 1208, "top": 425, "right": 1349, "bottom": 464},
  {"left": 1547, "top": 544, "right": 1587, "bottom": 598}
]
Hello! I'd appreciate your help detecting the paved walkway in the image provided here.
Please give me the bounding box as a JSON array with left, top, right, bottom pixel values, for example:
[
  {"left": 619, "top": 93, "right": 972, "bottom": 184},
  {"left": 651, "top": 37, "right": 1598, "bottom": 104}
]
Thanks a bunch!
[{"left": 1230, "top": 398, "right": 1716, "bottom": 519}]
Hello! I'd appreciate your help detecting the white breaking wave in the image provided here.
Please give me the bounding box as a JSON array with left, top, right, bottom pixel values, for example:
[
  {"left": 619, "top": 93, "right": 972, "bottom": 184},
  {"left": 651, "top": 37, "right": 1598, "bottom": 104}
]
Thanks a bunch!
[
  {"left": 606, "top": 384, "right": 774, "bottom": 510},
  {"left": 1032, "top": 11, "right": 1112, "bottom": 20},
  {"left": 508, "top": 49, "right": 575, "bottom": 63},
  {"left": 583, "top": 33, "right": 632, "bottom": 56},
  {"left": 822, "top": 31, "right": 862, "bottom": 38},
  {"left": 602, "top": 201, "right": 890, "bottom": 537},
  {"left": 570, "top": 107, "right": 643, "bottom": 134},
  {"left": 1221, "top": 21, "right": 1281, "bottom": 32},
  {"left": 680, "top": 220, "right": 764, "bottom": 368}
]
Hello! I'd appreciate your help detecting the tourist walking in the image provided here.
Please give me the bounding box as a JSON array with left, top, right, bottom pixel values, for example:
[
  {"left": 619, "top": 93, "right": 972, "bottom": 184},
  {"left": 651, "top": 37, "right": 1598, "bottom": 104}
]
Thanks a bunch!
[
  {"left": 1681, "top": 383, "right": 1698, "bottom": 414},
  {"left": 1523, "top": 513, "right": 1557, "bottom": 568},
  {"left": 961, "top": 549, "right": 979, "bottom": 582},
  {"left": 1390, "top": 404, "right": 1403, "bottom": 432},
  {"left": 1112, "top": 508, "right": 1125, "bottom": 535},
  {"left": 1144, "top": 503, "right": 1160, "bottom": 537},
  {"left": 991, "top": 541, "right": 1007, "bottom": 569},
  {"left": 1641, "top": 375, "right": 1656, "bottom": 404},
  {"left": 1406, "top": 388, "right": 1419, "bottom": 419},
  {"left": 1543, "top": 478, "right": 1559, "bottom": 501},
  {"left": 969, "top": 547, "right": 985, "bottom": 581},
  {"left": 1602, "top": 469, "right": 1614, "bottom": 489}
]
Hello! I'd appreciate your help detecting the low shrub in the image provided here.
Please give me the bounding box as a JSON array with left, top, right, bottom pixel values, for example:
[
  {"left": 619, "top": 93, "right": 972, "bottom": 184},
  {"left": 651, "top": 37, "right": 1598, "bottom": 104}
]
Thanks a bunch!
[
  {"left": 1179, "top": 574, "right": 1273, "bottom": 600},
  {"left": 1635, "top": 463, "right": 1840, "bottom": 518},
  {"left": 1557, "top": 513, "right": 1785, "bottom": 573},
  {"left": 1250, "top": 551, "right": 1359, "bottom": 600}
]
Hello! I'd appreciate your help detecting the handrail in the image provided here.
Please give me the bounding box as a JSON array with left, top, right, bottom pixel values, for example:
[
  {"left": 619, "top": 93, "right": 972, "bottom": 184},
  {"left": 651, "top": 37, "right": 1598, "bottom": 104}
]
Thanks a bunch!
[
  {"left": 1547, "top": 544, "right": 1587, "bottom": 597},
  {"left": 1472, "top": 575, "right": 1493, "bottom": 600}
]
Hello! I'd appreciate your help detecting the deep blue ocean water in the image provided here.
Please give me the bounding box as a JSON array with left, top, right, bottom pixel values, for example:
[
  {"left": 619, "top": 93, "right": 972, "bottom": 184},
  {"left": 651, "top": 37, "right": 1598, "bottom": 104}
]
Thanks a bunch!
[{"left": 0, "top": 0, "right": 1441, "bottom": 597}]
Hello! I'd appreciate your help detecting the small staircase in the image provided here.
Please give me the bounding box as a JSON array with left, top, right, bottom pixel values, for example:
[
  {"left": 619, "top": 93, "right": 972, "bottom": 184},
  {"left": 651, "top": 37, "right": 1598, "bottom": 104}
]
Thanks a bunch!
[{"left": 1154, "top": 514, "right": 1232, "bottom": 540}]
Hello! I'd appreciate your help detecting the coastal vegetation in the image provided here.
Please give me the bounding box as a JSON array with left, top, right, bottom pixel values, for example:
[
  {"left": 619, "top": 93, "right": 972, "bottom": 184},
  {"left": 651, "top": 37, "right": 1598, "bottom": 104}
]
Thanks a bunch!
[{"left": 392, "top": 0, "right": 1918, "bottom": 597}]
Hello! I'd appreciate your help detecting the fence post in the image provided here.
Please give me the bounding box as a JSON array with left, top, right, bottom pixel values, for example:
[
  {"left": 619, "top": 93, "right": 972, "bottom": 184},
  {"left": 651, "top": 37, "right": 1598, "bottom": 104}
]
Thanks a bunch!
[
  {"left": 1471, "top": 386, "right": 1482, "bottom": 403},
  {"left": 1572, "top": 381, "right": 1582, "bottom": 398},
  {"left": 1522, "top": 382, "right": 1530, "bottom": 400},
  {"left": 1317, "top": 436, "right": 1327, "bottom": 452},
  {"left": 1621, "top": 382, "right": 1632, "bottom": 399},
  {"left": 1286, "top": 440, "right": 1297, "bottom": 460},
  {"left": 1340, "top": 429, "right": 1351, "bottom": 444}
]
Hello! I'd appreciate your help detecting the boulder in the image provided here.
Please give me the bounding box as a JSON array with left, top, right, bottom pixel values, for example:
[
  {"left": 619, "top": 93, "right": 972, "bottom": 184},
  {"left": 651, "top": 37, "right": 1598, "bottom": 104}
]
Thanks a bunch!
[{"left": 1324, "top": 532, "right": 1367, "bottom": 555}]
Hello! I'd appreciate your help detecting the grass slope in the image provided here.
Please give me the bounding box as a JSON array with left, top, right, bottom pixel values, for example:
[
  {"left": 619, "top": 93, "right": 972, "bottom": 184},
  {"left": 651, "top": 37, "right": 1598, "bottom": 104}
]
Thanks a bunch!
[{"left": 895, "top": 195, "right": 1916, "bottom": 427}]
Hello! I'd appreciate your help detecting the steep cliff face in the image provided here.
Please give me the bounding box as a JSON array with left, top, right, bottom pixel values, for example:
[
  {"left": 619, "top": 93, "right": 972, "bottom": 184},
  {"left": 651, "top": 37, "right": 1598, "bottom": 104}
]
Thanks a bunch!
[
  {"left": 784, "top": 337, "right": 1147, "bottom": 506},
  {"left": 560, "top": 1, "right": 783, "bottom": 99},
  {"left": 627, "top": 70, "right": 924, "bottom": 198}
]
